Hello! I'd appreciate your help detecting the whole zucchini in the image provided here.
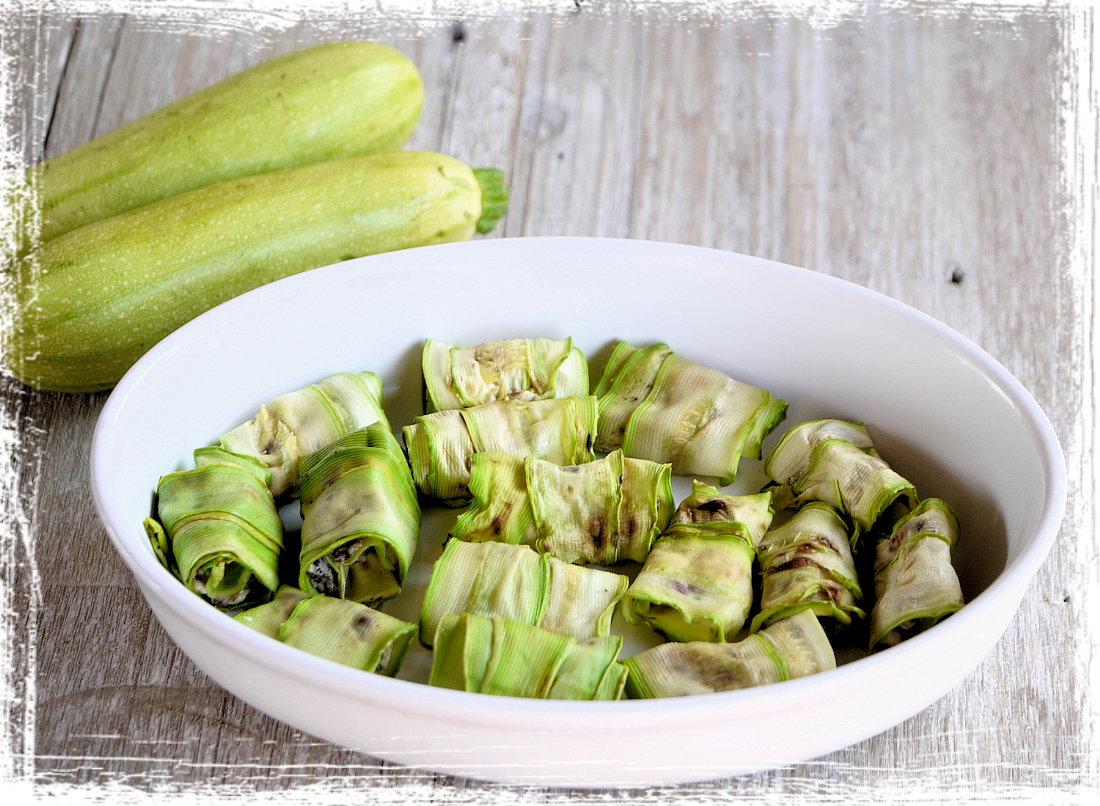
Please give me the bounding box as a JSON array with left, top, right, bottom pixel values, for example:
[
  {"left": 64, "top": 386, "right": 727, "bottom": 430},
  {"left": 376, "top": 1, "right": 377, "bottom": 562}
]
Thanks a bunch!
[
  {"left": 5, "top": 151, "right": 508, "bottom": 393},
  {"left": 22, "top": 40, "right": 424, "bottom": 247}
]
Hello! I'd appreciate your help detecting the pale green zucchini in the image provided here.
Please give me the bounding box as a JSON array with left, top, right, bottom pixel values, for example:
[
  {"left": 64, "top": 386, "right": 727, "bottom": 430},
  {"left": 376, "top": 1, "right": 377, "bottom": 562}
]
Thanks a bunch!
[
  {"left": 7, "top": 151, "right": 508, "bottom": 392},
  {"left": 751, "top": 501, "right": 865, "bottom": 633},
  {"left": 297, "top": 423, "right": 421, "bottom": 608},
  {"left": 621, "top": 485, "right": 774, "bottom": 643},
  {"left": 23, "top": 41, "right": 424, "bottom": 246},
  {"left": 622, "top": 610, "right": 836, "bottom": 698},
  {"left": 403, "top": 394, "right": 599, "bottom": 505},
  {"left": 429, "top": 613, "right": 627, "bottom": 700},
  {"left": 144, "top": 445, "right": 283, "bottom": 609},
  {"left": 220, "top": 370, "right": 388, "bottom": 499},
  {"left": 763, "top": 418, "right": 916, "bottom": 532},
  {"left": 449, "top": 450, "right": 674, "bottom": 566},
  {"left": 237, "top": 587, "right": 417, "bottom": 677},
  {"left": 869, "top": 498, "right": 964, "bottom": 649},
  {"left": 593, "top": 340, "right": 787, "bottom": 485}
]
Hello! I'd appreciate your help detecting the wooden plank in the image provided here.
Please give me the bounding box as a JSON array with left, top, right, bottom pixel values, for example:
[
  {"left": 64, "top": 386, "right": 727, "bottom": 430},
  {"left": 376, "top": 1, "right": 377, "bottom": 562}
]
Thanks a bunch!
[
  {"left": 438, "top": 15, "right": 530, "bottom": 209},
  {"left": 511, "top": 9, "right": 640, "bottom": 238},
  {"left": 0, "top": 0, "right": 80, "bottom": 174},
  {"left": 34, "top": 586, "right": 455, "bottom": 790},
  {"left": 0, "top": 382, "right": 116, "bottom": 584},
  {"left": 632, "top": 15, "right": 734, "bottom": 248},
  {"left": 39, "top": 17, "right": 122, "bottom": 160}
]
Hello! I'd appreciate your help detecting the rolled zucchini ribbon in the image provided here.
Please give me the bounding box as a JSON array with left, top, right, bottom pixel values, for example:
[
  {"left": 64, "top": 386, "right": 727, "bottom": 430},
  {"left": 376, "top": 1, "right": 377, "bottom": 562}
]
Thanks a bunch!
[
  {"left": 421, "top": 337, "right": 589, "bottom": 413},
  {"left": 621, "top": 483, "right": 774, "bottom": 642},
  {"left": 297, "top": 423, "right": 421, "bottom": 608},
  {"left": 236, "top": 585, "right": 416, "bottom": 677},
  {"left": 751, "top": 501, "right": 865, "bottom": 632},
  {"left": 220, "top": 370, "right": 388, "bottom": 498},
  {"left": 419, "top": 539, "right": 628, "bottom": 648},
  {"left": 869, "top": 498, "right": 964, "bottom": 649},
  {"left": 144, "top": 446, "right": 283, "bottom": 609},
  {"left": 623, "top": 609, "right": 836, "bottom": 698},
  {"left": 449, "top": 450, "right": 674, "bottom": 565},
  {"left": 234, "top": 584, "right": 311, "bottom": 636},
  {"left": 429, "top": 612, "right": 628, "bottom": 700},
  {"left": 764, "top": 418, "right": 916, "bottom": 533},
  {"left": 403, "top": 395, "right": 598, "bottom": 505},
  {"left": 593, "top": 341, "right": 787, "bottom": 485}
]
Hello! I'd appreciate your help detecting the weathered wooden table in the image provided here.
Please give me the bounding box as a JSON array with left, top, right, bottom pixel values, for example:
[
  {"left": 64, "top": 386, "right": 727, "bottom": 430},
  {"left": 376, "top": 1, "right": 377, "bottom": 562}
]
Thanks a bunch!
[{"left": 1, "top": 2, "right": 1092, "bottom": 802}]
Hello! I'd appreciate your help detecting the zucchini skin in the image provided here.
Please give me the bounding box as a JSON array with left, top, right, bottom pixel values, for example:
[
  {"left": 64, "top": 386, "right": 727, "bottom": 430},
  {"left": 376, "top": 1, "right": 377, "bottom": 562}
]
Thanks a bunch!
[
  {"left": 25, "top": 41, "right": 424, "bottom": 246},
  {"left": 7, "top": 151, "right": 487, "bottom": 393}
]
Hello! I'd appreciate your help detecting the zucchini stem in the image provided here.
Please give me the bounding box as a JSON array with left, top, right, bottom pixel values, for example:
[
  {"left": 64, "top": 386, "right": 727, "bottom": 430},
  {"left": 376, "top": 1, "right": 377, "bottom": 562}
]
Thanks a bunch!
[{"left": 473, "top": 168, "right": 510, "bottom": 234}]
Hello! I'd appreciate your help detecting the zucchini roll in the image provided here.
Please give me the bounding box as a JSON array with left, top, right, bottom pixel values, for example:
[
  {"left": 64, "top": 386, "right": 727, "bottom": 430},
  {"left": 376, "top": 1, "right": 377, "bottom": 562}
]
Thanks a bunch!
[
  {"left": 449, "top": 450, "right": 674, "bottom": 565},
  {"left": 869, "top": 498, "right": 964, "bottom": 649},
  {"left": 621, "top": 484, "right": 774, "bottom": 642},
  {"left": 144, "top": 446, "right": 283, "bottom": 609},
  {"left": 540, "top": 553, "right": 630, "bottom": 640},
  {"left": 751, "top": 501, "right": 865, "bottom": 632},
  {"left": 403, "top": 395, "right": 598, "bottom": 505},
  {"left": 623, "top": 609, "right": 836, "bottom": 698},
  {"left": 419, "top": 540, "right": 547, "bottom": 647},
  {"left": 235, "top": 585, "right": 311, "bottom": 637},
  {"left": 546, "top": 635, "right": 629, "bottom": 701},
  {"left": 421, "top": 337, "right": 589, "bottom": 413},
  {"left": 593, "top": 341, "right": 787, "bottom": 485},
  {"left": 237, "top": 587, "right": 416, "bottom": 676},
  {"left": 447, "top": 451, "right": 537, "bottom": 545},
  {"left": 429, "top": 613, "right": 627, "bottom": 700},
  {"left": 764, "top": 419, "right": 916, "bottom": 532},
  {"left": 418, "top": 539, "right": 627, "bottom": 647},
  {"left": 297, "top": 423, "right": 421, "bottom": 607},
  {"left": 220, "top": 370, "right": 388, "bottom": 498}
]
